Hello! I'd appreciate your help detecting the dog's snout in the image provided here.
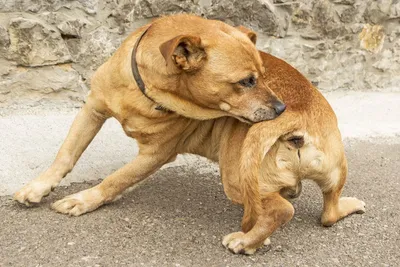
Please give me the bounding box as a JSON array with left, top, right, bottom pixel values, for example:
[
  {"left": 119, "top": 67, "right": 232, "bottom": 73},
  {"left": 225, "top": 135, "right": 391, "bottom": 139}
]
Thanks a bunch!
[
  {"left": 273, "top": 101, "right": 286, "bottom": 116},
  {"left": 249, "top": 100, "right": 286, "bottom": 122}
]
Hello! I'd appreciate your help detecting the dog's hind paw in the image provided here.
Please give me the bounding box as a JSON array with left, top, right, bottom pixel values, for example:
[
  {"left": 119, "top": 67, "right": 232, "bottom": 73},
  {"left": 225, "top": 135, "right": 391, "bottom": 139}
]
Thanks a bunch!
[
  {"left": 340, "top": 197, "right": 366, "bottom": 214},
  {"left": 322, "top": 197, "right": 366, "bottom": 226},
  {"left": 222, "top": 232, "right": 269, "bottom": 255}
]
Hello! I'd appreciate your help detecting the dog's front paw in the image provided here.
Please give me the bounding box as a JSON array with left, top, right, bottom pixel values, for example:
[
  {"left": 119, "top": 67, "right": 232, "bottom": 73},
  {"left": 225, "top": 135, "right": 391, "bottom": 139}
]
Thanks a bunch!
[
  {"left": 51, "top": 188, "right": 104, "bottom": 216},
  {"left": 222, "top": 232, "right": 270, "bottom": 255},
  {"left": 14, "top": 180, "right": 54, "bottom": 206}
]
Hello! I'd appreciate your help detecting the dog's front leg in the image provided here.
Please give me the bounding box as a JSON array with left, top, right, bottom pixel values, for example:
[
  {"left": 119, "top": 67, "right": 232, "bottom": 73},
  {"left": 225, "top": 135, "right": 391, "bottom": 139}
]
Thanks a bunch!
[
  {"left": 223, "top": 192, "right": 294, "bottom": 255},
  {"left": 14, "top": 100, "right": 108, "bottom": 206},
  {"left": 51, "top": 151, "right": 176, "bottom": 216}
]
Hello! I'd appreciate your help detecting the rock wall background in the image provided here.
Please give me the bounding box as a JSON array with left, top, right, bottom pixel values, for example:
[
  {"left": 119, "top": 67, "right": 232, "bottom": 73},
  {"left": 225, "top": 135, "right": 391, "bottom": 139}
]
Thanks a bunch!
[{"left": 0, "top": 0, "right": 399, "bottom": 110}]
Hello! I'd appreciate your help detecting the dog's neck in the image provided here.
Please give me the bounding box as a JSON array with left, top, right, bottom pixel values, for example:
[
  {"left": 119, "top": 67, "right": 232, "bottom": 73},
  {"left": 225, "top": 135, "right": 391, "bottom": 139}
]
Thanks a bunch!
[{"left": 131, "top": 26, "right": 170, "bottom": 113}]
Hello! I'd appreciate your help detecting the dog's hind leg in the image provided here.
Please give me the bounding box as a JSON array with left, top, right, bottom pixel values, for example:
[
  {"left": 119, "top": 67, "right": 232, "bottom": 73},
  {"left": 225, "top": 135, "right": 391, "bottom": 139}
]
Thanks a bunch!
[
  {"left": 222, "top": 192, "right": 294, "bottom": 255},
  {"left": 14, "top": 96, "right": 108, "bottom": 206},
  {"left": 319, "top": 158, "right": 366, "bottom": 226},
  {"left": 51, "top": 146, "right": 177, "bottom": 216}
]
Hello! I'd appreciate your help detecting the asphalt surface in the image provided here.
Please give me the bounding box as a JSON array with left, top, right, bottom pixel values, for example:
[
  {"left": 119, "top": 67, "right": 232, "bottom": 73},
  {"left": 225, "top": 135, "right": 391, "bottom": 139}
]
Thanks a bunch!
[{"left": 1, "top": 139, "right": 399, "bottom": 267}]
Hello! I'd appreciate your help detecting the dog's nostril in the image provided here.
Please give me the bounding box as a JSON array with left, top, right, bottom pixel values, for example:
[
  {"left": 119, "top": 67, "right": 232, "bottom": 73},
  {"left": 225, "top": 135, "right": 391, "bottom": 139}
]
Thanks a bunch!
[{"left": 273, "top": 101, "right": 286, "bottom": 115}]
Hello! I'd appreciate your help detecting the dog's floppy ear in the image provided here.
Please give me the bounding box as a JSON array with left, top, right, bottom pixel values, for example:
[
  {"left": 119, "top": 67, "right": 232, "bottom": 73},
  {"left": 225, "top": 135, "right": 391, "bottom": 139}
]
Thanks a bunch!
[
  {"left": 159, "top": 35, "right": 206, "bottom": 71},
  {"left": 236, "top": 25, "right": 257, "bottom": 44}
]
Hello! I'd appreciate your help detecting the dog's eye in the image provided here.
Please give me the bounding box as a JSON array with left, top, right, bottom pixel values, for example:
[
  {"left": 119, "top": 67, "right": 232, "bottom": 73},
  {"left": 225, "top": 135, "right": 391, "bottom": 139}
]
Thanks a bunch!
[{"left": 238, "top": 76, "right": 256, "bottom": 88}]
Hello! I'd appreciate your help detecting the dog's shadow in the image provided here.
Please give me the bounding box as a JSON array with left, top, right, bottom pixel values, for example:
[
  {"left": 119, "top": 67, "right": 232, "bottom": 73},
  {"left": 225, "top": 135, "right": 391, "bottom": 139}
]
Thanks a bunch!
[
  {"left": 45, "top": 164, "right": 325, "bottom": 234},
  {"left": 84, "top": 165, "right": 320, "bottom": 228},
  {"left": 111, "top": 165, "right": 245, "bottom": 231}
]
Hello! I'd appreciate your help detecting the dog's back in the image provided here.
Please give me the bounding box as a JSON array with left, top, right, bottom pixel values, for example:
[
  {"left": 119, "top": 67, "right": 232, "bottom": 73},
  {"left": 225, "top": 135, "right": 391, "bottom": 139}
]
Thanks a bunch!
[{"left": 260, "top": 52, "right": 337, "bottom": 124}]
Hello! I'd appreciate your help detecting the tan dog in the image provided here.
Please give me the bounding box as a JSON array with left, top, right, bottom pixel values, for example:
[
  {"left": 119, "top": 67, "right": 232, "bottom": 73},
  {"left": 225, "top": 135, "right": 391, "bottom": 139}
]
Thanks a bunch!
[
  {"left": 14, "top": 15, "right": 284, "bottom": 215},
  {"left": 14, "top": 14, "right": 364, "bottom": 254}
]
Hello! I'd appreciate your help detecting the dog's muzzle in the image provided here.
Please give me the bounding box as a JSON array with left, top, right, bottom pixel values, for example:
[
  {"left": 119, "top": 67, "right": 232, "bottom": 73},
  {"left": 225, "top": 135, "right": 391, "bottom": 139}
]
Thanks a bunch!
[{"left": 251, "top": 100, "right": 286, "bottom": 122}]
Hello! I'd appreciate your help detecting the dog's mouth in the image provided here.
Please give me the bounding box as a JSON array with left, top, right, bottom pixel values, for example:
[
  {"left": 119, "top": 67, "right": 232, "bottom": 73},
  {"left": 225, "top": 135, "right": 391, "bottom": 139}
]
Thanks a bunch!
[
  {"left": 237, "top": 116, "right": 254, "bottom": 125},
  {"left": 235, "top": 108, "right": 282, "bottom": 124},
  {"left": 227, "top": 104, "right": 285, "bottom": 125}
]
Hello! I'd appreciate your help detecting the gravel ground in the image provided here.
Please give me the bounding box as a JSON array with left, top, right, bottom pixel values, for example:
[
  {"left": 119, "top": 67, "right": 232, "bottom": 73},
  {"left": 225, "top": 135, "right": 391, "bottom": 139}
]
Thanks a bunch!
[{"left": 1, "top": 139, "right": 399, "bottom": 267}]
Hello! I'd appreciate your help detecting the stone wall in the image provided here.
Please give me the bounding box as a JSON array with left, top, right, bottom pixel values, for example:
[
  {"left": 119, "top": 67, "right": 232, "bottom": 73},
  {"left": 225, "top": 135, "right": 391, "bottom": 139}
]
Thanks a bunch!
[{"left": 0, "top": 0, "right": 399, "bottom": 110}]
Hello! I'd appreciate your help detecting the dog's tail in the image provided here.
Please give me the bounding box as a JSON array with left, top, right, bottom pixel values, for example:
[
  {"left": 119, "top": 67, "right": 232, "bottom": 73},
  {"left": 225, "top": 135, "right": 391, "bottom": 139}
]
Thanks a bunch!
[{"left": 240, "top": 111, "right": 302, "bottom": 232}]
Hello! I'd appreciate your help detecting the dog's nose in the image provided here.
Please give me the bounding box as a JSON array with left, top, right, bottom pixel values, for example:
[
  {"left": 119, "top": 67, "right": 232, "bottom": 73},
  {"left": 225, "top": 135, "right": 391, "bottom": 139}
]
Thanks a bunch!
[{"left": 273, "top": 101, "right": 286, "bottom": 115}]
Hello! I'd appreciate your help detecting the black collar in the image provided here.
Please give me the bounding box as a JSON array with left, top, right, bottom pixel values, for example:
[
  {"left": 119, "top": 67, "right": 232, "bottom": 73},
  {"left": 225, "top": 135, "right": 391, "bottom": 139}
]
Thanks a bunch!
[{"left": 131, "top": 26, "right": 170, "bottom": 112}]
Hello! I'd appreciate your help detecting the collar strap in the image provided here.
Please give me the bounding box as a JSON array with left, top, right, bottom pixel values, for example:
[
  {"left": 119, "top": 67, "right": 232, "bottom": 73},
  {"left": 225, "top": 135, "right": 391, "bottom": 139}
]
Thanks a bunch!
[{"left": 131, "top": 26, "right": 170, "bottom": 112}]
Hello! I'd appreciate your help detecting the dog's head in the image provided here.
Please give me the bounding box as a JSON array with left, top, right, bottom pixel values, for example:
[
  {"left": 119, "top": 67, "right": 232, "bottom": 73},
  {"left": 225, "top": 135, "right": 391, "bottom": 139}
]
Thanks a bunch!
[{"left": 158, "top": 19, "right": 285, "bottom": 123}]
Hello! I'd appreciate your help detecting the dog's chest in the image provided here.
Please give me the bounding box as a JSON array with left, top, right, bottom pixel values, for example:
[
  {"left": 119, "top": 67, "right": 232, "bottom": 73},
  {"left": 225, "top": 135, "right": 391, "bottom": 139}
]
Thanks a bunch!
[
  {"left": 120, "top": 118, "right": 153, "bottom": 142},
  {"left": 120, "top": 115, "right": 188, "bottom": 145},
  {"left": 121, "top": 121, "right": 139, "bottom": 137}
]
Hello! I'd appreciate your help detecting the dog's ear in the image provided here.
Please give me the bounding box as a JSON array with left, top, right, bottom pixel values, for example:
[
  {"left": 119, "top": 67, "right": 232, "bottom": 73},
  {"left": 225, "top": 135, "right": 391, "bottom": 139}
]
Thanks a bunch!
[
  {"left": 159, "top": 35, "right": 206, "bottom": 71},
  {"left": 236, "top": 25, "right": 257, "bottom": 44}
]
